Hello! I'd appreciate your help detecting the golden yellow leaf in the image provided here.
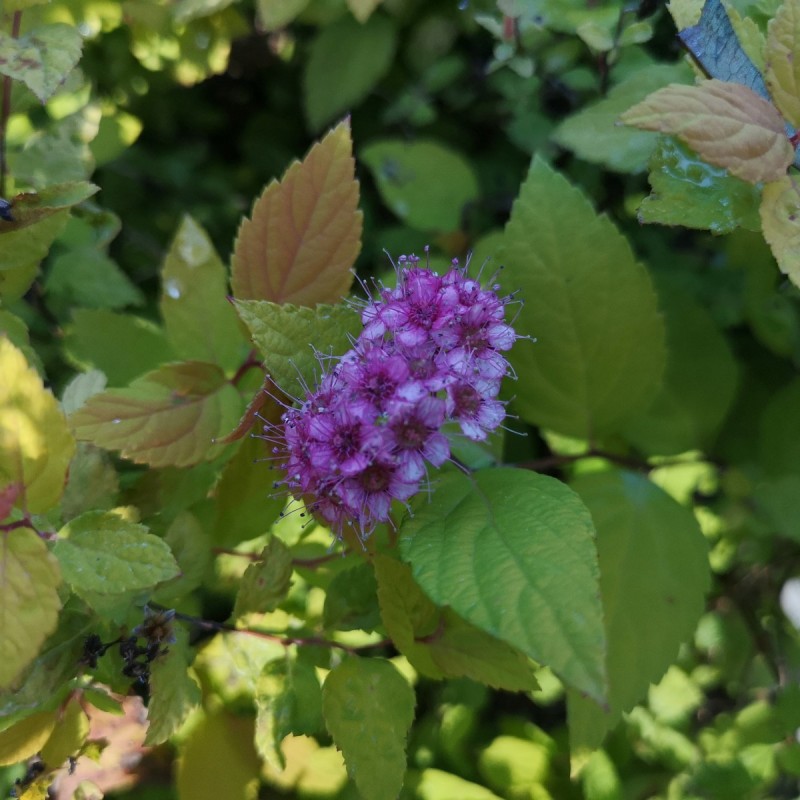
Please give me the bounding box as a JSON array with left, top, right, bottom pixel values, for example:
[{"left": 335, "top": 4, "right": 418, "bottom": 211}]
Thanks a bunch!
[
  {"left": 0, "top": 710, "right": 56, "bottom": 766},
  {"left": 621, "top": 79, "right": 794, "bottom": 183},
  {"left": 0, "top": 337, "right": 75, "bottom": 513},
  {"left": 760, "top": 175, "right": 800, "bottom": 287},
  {"left": 231, "top": 119, "right": 362, "bottom": 307},
  {"left": 766, "top": 0, "right": 800, "bottom": 128}
]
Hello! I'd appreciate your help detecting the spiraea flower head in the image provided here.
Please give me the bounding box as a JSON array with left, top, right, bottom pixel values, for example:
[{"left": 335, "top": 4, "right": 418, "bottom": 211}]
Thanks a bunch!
[{"left": 268, "top": 250, "right": 522, "bottom": 540}]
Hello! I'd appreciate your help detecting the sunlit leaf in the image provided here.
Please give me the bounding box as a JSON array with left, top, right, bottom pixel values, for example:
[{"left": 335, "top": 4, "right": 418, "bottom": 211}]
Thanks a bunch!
[
  {"left": 161, "top": 215, "right": 245, "bottom": 371},
  {"left": 0, "top": 183, "right": 97, "bottom": 235},
  {"left": 0, "top": 529, "right": 61, "bottom": 690},
  {"left": 0, "top": 710, "right": 56, "bottom": 765},
  {"left": 69, "top": 361, "right": 241, "bottom": 468},
  {"left": 231, "top": 120, "right": 361, "bottom": 306},
  {"left": 55, "top": 510, "right": 180, "bottom": 594},
  {"left": 233, "top": 299, "right": 361, "bottom": 397},
  {"left": 232, "top": 537, "right": 293, "bottom": 618},
  {"left": 620, "top": 80, "right": 793, "bottom": 184},
  {"left": 0, "top": 23, "right": 83, "bottom": 103},
  {"left": 40, "top": 697, "right": 89, "bottom": 768},
  {"left": 323, "top": 657, "right": 414, "bottom": 800},
  {"left": 760, "top": 175, "right": 800, "bottom": 287},
  {"left": 0, "top": 338, "right": 75, "bottom": 514},
  {"left": 568, "top": 470, "right": 709, "bottom": 757},
  {"left": 766, "top": 0, "right": 800, "bottom": 127},
  {"left": 400, "top": 468, "right": 606, "bottom": 703},
  {"left": 347, "top": 0, "right": 382, "bottom": 22},
  {"left": 498, "top": 156, "right": 665, "bottom": 438}
]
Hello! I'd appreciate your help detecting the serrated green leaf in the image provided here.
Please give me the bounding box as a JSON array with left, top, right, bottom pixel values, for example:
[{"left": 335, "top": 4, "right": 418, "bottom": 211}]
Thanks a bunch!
[
  {"left": 153, "top": 511, "right": 211, "bottom": 603},
  {"left": 0, "top": 311, "right": 39, "bottom": 373},
  {"left": 145, "top": 629, "right": 201, "bottom": 745},
  {"left": 0, "top": 529, "right": 61, "bottom": 690},
  {"left": 0, "top": 23, "right": 83, "bottom": 102},
  {"left": 0, "top": 338, "right": 75, "bottom": 514},
  {"left": 0, "top": 183, "right": 97, "bottom": 236},
  {"left": 639, "top": 136, "right": 761, "bottom": 234},
  {"left": 760, "top": 175, "right": 800, "bottom": 286},
  {"left": 554, "top": 63, "right": 692, "bottom": 174},
  {"left": 213, "top": 432, "right": 284, "bottom": 547},
  {"left": 0, "top": 213, "right": 68, "bottom": 281},
  {"left": 624, "top": 283, "right": 738, "bottom": 455},
  {"left": 55, "top": 510, "right": 180, "bottom": 595},
  {"left": 233, "top": 299, "right": 361, "bottom": 397},
  {"left": 255, "top": 656, "right": 324, "bottom": 769},
  {"left": 374, "top": 555, "right": 539, "bottom": 691},
  {"left": 400, "top": 468, "right": 606, "bottom": 702},
  {"left": 233, "top": 537, "right": 293, "bottom": 618},
  {"left": 161, "top": 215, "right": 245, "bottom": 371},
  {"left": 64, "top": 310, "right": 175, "bottom": 387},
  {"left": 61, "top": 370, "right": 107, "bottom": 416},
  {"left": 361, "top": 139, "right": 479, "bottom": 232},
  {"left": 323, "top": 562, "right": 381, "bottom": 632},
  {"left": 498, "top": 156, "right": 665, "bottom": 439},
  {"left": 567, "top": 470, "right": 710, "bottom": 755},
  {"left": 304, "top": 13, "right": 396, "bottom": 130},
  {"left": 69, "top": 361, "right": 241, "bottom": 467},
  {"left": 322, "top": 657, "right": 415, "bottom": 800}
]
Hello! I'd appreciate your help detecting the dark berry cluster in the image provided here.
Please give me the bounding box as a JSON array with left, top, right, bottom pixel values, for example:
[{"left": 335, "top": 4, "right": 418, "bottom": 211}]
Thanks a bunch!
[{"left": 267, "top": 253, "right": 520, "bottom": 539}]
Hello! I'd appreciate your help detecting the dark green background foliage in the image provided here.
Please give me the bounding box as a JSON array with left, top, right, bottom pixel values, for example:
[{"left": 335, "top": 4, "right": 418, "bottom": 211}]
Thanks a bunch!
[{"left": 3, "top": 0, "right": 800, "bottom": 799}]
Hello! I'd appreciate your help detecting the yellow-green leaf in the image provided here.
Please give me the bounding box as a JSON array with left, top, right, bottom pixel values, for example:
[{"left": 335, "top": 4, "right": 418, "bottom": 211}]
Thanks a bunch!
[
  {"left": 621, "top": 79, "right": 794, "bottom": 184},
  {"left": 0, "top": 338, "right": 75, "bottom": 514},
  {"left": 760, "top": 175, "right": 800, "bottom": 287},
  {"left": 347, "top": 0, "right": 382, "bottom": 22},
  {"left": 766, "top": 0, "right": 800, "bottom": 128},
  {"left": 0, "top": 529, "right": 62, "bottom": 689},
  {"left": 0, "top": 710, "right": 56, "bottom": 766},
  {"left": 69, "top": 361, "right": 241, "bottom": 468},
  {"left": 256, "top": 0, "right": 309, "bottom": 31},
  {"left": 231, "top": 120, "right": 361, "bottom": 306},
  {"left": 40, "top": 697, "right": 89, "bottom": 768},
  {"left": 232, "top": 537, "right": 293, "bottom": 618}
]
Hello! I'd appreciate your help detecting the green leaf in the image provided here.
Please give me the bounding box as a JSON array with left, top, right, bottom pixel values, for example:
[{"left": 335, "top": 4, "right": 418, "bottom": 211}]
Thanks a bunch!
[
  {"left": 478, "top": 736, "right": 551, "bottom": 796},
  {"left": 233, "top": 299, "right": 361, "bottom": 397},
  {"left": 497, "top": 156, "right": 666, "bottom": 439},
  {"left": 176, "top": 710, "right": 260, "bottom": 800},
  {"left": 256, "top": 0, "right": 310, "bottom": 31},
  {"left": 567, "top": 470, "right": 710, "bottom": 755},
  {"left": 232, "top": 537, "right": 293, "bottom": 618},
  {"left": 0, "top": 212, "right": 69, "bottom": 278},
  {"left": 61, "top": 443, "right": 119, "bottom": 520},
  {"left": 0, "top": 23, "right": 83, "bottom": 103},
  {"left": 361, "top": 139, "right": 479, "bottom": 232},
  {"left": 161, "top": 215, "right": 245, "bottom": 371},
  {"left": 304, "top": 13, "right": 396, "bottom": 131},
  {"left": 0, "top": 709, "right": 56, "bottom": 765},
  {"left": 323, "top": 562, "right": 381, "bottom": 632},
  {"left": 760, "top": 378, "right": 800, "bottom": 476},
  {"left": 40, "top": 697, "right": 89, "bottom": 768},
  {"left": 554, "top": 63, "right": 691, "bottom": 173},
  {"left": 623, "top": 283, "right": 738, "bottom": 455},
  {"left": 145, "top": 629, "right": 201, "bottom": 745},
  {"left": 55, "top": 510, "right": 180, "bottom": 595},
  {"left": 414, "top": 768, "right": 504, "bottom": 800},
  {"left": 172, "top": 0, "right": 238, "bottom": 24},
  {"left": 374, "top": 555, "right": 539, "bottom": 691},
  {"left": 399, "top": 468, "right": 606, "bottom": 702},
  {"left": 45, "top": 249, "right": 145, "bottom": 314},
  {"left": 64, "top": 310, "right": 176, "bottom": 387},
  {"left": 255, "top": 655, "right": 323, "bottom": 769},
  {"left": 754, "top": 475, "right": 800, "bottom": 542},
  {"left": 153, "top": 511, "right": 212, "bottom": 604},
  {"left": 760, "top": 175, "right": 800, "bottom": 286},
  {"left": 322, "top": 657, "right": 415, "bottom": 800},
  {"left": 638, "top": 136, "right": 761, "bottom": 234},
  {"left": 69, "top": 361, "right": 241, "bottom": 468},
  {"left": 213, "top": 432, "right": 285, "bottom": 547},
  {"left": 0, "top": 529, "right": 62, "bottom": 689},
  {"left": 0, "top": 338, "right": 75, "bottom": 514}
]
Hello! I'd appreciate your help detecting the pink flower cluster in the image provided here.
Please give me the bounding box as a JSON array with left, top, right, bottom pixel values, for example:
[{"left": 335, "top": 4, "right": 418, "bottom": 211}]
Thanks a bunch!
[{"left": 272, "top": 254, "right": 518, "bottom": 538}]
